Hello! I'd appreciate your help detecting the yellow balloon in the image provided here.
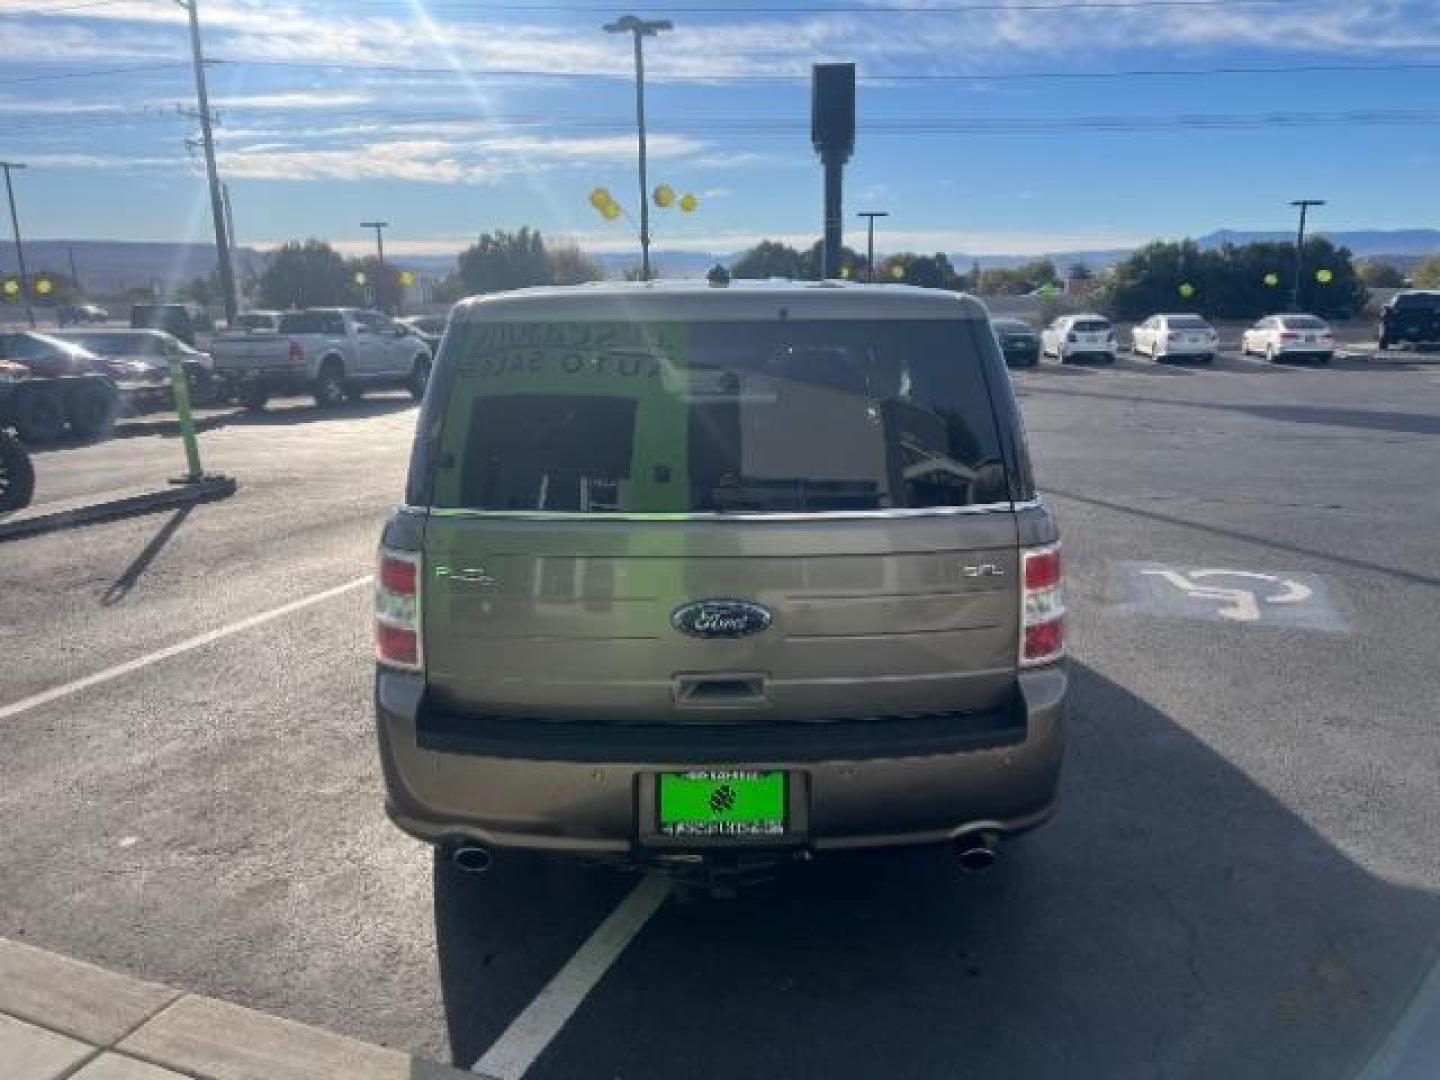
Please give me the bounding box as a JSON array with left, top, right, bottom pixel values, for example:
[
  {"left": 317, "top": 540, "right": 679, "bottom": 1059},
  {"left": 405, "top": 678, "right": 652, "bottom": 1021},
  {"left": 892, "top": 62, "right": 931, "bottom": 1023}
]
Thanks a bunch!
[
  {"left": 889, "top": 264, "right": 905, "bottom": 280},
  {"left": 35, "top": 278, "right": 53, "bottom": 296},
  {"left": 2, "top": 279, "right": 18, "bottom": 296},
  {"left": 1315, "top": 268, "right": 1333, "bottom": 284},
  {"left": 353, "top": 271, "right": 368, "bottom": 286},
  {"left": 679, "top": 193, "right": 698, "bottom": 213},
  {"left": 653, "top": 184, "right": 675, "bottom": 208},
  {"left": 1178, "top": 282, "right": 1195, "bottom": 298},
  {"left": 839, "top": 265, "right": 851, "bottom": 279},
  {"left": 589, "top": 187, "right": 612, "bottom": 210},
  {"left": 399, "top": 270, "right": 415, "bottom": 287},
  {"left": 1263, "top": 272, "right": 1279, "bottom": 287},
  {"left": 601, "top": 202, "right": 621, "bottom": 222}
]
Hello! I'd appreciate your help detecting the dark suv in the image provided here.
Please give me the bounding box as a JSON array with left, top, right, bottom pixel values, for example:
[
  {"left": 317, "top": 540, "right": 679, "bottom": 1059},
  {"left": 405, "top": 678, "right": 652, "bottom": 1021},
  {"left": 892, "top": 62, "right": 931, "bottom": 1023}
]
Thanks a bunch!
[
  {"left": 374, "top": 281, "right": 1067, "bottom": 879},
  {"left": 1379, "top": 291, "right": 1440, "bottom": 350}
]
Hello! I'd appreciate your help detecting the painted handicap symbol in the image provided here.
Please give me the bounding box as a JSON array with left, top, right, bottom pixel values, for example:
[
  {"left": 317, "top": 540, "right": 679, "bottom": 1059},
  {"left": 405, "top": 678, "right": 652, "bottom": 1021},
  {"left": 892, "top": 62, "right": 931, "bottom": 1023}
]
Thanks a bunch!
[{"left": 1141, "top": 569, "right": 1313, "bottom": 623}]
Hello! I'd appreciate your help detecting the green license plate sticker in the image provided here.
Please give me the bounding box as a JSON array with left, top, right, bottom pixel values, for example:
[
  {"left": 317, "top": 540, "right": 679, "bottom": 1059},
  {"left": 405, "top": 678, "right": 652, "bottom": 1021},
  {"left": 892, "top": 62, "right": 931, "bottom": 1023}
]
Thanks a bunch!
[{"left": 657, "top": 771, "right": 787, "bottom": 838}]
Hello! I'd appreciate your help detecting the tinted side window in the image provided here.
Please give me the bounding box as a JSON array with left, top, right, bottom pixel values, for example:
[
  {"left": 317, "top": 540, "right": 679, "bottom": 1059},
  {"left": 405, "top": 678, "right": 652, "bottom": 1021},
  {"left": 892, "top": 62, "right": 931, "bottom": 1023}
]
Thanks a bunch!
[{"left": 427, "top": 319, "right": 1009, "bottom": 513}]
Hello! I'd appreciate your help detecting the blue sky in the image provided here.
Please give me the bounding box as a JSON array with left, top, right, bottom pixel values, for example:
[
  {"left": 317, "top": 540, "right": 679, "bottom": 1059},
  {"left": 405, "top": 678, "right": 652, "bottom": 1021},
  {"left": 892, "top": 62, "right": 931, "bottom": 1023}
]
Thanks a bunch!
[{"left": 0, "top": 0, "right": 1437, "bottom": 257}]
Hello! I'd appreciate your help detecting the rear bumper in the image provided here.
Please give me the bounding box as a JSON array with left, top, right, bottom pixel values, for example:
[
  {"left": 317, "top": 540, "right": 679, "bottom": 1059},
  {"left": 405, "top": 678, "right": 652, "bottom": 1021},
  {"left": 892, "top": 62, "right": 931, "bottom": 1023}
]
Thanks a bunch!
[{"left": 375, "top": 665, "right": 1067, "bottom": 854}]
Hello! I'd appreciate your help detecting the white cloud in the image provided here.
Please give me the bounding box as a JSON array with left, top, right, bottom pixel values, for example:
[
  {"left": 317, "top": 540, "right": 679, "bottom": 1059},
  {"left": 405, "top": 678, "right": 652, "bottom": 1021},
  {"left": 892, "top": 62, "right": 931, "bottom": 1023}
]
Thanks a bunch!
[{"left": 210, "top": 91, "right": 373, "bottom": 110}]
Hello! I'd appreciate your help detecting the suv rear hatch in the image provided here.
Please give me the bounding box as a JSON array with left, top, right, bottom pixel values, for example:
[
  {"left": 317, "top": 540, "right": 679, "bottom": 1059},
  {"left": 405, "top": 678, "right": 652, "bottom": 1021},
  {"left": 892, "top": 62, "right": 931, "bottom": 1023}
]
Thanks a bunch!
[{"left": 413, "top": 313, "right": 1023, "bottom": 722}]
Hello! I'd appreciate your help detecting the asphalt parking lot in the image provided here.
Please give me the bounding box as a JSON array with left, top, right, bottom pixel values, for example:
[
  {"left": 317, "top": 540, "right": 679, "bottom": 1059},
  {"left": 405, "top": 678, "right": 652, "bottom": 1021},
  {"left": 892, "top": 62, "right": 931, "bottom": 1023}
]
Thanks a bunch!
[{"left": 2, "top": 349, "right": 1439, "bottom": 1079}]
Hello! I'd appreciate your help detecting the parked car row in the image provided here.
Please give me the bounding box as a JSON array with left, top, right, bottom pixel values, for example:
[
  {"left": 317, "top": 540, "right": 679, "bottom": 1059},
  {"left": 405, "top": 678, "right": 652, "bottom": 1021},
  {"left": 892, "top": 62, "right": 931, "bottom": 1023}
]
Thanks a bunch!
[{"left": 994, "top": 311, "right": 1341, "bottom": 368}]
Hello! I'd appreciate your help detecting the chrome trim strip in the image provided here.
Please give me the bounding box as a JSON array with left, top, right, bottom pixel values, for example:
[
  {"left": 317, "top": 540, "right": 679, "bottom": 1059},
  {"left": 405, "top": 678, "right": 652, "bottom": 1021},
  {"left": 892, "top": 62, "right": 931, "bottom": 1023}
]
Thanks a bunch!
[{"left": 404, "top": 501, "right": 1036, "bottom": 523}]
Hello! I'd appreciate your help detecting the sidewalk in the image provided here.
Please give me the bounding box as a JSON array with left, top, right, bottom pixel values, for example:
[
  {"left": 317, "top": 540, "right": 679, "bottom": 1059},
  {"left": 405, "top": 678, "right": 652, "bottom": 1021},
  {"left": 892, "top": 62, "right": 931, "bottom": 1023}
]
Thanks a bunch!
[{"left": 0, "top": 938, "right": 473, "bottom": 1080}]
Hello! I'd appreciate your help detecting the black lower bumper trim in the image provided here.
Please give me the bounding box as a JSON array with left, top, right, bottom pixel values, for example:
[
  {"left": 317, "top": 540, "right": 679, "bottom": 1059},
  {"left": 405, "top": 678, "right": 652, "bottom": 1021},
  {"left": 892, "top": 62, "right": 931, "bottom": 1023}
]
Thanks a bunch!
[{"left": 413, "top": 700, "right": 1027, "bottom": 763}]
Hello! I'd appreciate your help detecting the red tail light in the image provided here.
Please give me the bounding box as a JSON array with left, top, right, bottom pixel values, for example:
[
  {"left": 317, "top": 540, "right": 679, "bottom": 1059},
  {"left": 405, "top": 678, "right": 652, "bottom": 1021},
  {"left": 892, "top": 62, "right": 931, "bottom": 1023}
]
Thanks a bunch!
[
  {"left": 1280, "top": 332, "right": 1300, "bottom": 341},
  {"left": 288, "top": 340, "right": 304, "bottom": 363},
  {"left": 1021, "top": 544, "right": 1065, "bottom": 667},
  {"left": 377, "top": 550, "right": 421, "bottom": 670}
]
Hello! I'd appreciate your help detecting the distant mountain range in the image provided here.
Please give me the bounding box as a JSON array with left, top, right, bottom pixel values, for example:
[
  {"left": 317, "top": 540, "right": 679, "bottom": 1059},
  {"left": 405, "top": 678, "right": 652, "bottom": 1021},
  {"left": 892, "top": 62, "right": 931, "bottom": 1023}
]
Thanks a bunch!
[{"left": 3, "top": 230, "right": 1437, "bottom": 293}]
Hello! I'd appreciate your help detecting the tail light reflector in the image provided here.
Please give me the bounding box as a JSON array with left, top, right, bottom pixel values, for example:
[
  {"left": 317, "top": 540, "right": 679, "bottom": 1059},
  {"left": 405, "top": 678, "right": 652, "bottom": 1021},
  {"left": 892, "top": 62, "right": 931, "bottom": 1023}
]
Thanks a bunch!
[
  {"left": 377, "top": 550, "right": 421, "bottom": 670},
  {"left": 1021, "top": 544, "right": 1065, "bottom": 667}
]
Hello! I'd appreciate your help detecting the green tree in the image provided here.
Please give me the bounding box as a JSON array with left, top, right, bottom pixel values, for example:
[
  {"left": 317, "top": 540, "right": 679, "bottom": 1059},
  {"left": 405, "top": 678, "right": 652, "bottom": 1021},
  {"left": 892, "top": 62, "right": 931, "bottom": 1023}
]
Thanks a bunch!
[
  {"left": 978, "top": 259, "right": 1058, "bottom": 296},
  {"left": 797, "top": 240, "right": 862, "bottom": 281},
  {"left": 1357, "top": 260, "right": 1406, "bottom": 289},
  {"left": 457, "top": 228, "right": 551, "bottom": 295},
  {"left": 1412, "top": 256, "right": 1440, "bottom": 289},
  {"left": 878, "top": 252, "right": 959, "bottom": 289},
  {"left": 258, "top": 240, "right": 354, "bottom": 309},
  {"left": 346, "top": 255, "right": 402, "bottom": 312},
  {"left": 546, "top": 243, "right": 605, "bottom": 285},
  {"left": 731, "top": 240, "right": 805, "bottom": 279}
]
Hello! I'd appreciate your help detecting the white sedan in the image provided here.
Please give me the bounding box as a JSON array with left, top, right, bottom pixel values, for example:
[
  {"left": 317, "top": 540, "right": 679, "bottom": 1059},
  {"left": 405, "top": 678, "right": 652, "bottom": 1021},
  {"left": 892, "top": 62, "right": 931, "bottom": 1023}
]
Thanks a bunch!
[
  {"left": 1131, "top": 313, "right": 1218, "bottom": 363},
  {"left": 1240, "top": 314, "right": 1335, "bottom": 364},
  {"left": 1040, "top": 314, "right": 1117, "bottom": 364}
]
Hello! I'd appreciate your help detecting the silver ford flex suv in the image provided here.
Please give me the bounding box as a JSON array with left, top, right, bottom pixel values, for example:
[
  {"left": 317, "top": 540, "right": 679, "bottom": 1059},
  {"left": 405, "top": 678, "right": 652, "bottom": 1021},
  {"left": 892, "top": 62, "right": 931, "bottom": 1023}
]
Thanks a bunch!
[{"left": 375, "top": 280, "right": 1066, "bottom": 874}]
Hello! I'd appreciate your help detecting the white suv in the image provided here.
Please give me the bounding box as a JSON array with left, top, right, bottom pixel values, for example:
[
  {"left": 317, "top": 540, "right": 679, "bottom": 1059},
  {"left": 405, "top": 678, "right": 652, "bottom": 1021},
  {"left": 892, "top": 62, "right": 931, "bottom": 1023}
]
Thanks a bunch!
[
  {"left": 1240, "top": 314, "right": 1335, "bottom": 364},
  {"left": 1131, "top": 313, "right": 1218, "bottom": 363},
  {"left": 1041, "top": 314, "right": 1117, "bottom": 364}
]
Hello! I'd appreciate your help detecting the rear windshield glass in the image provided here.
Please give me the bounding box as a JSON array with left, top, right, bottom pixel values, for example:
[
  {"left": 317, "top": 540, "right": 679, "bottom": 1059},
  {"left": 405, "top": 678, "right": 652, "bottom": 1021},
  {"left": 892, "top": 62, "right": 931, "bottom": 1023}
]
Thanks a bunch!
[
  {"left": 1282, "top": 315, "right": 1327, "bottom": 329},
  {"left": 279, "top": 311, "right": 345, "bottom": 334},
  {"left": 427, "top": 319, "right": 1008, "bottom": 514},
  {"left": 1393, "top": 293, "right": 1440, "bottom": 310},
  {"left": 1167, "top": 315, "right": 1209, "bottom": 329},
  {"left": 1073, "top": 319, "right": 1111, "bottom": 332}
]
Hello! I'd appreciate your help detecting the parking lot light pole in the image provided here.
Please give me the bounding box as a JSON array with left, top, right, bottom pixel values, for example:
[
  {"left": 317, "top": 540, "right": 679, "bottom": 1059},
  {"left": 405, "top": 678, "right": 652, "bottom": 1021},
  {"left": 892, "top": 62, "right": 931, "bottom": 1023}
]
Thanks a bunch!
[
  {"left": 1, "top": 162, "right": 36, "bottom": 328},
  {"left": 603, "top": 15, "right": 672, "bottom": 282},
  {"left": 857, "top": 210, "right": 888, "bottom": 282},
  {"left": 1289, "top": 199, "right": 1325, "bottom": 312},
  {"left": 361, "top": 221, "right": 389, "bottom": 310}
]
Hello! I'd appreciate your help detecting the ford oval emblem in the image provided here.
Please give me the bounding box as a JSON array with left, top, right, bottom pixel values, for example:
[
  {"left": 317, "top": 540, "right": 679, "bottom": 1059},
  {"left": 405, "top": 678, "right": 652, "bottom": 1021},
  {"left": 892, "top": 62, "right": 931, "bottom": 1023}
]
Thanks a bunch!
[{"left": 672, "top": 599, "right": 773, "bottom": 640}]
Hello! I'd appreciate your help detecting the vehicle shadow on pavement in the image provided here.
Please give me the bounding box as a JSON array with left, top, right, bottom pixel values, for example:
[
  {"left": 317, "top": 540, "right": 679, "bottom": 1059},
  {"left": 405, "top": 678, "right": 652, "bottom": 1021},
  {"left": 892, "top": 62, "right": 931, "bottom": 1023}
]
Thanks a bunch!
[
  {"left": 219, "top": 396, "right": 417, "bottom": 428},
  {"left": 513, "top": 662, "right": 1440, "bottom": 1080}
]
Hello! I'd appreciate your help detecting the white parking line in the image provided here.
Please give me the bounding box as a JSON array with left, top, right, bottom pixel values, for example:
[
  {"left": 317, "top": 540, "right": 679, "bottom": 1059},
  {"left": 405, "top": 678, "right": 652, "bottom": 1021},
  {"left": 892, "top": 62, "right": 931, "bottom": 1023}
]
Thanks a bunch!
[
  {"left": 473, "top": 873, "right": 673, "bottom": 1079},
  {"left": 0, "top": 575, "right": 373, "bottom": 722}
]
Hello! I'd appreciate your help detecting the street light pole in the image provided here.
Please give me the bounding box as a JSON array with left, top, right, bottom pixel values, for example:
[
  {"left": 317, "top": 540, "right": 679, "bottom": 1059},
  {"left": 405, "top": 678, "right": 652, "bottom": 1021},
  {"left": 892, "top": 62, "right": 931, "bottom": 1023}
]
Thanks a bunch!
[
  {"left": 177, "top": 0, "right": 238, "bottom": 326},
  {"left": 0, "top": 162, "right": 35, "bottom": 327},
  {"left": 857, "top": 210, "right": 888, "bottom": 282},
  {"left": 1289, "top": 198, "right": 1325, "bottom": 313},
  {"left": 361, "top": 220, "right": 389, "bottom": 309},
  {"left": 604, "top": 15, "right": 672, "bottom": 282}
]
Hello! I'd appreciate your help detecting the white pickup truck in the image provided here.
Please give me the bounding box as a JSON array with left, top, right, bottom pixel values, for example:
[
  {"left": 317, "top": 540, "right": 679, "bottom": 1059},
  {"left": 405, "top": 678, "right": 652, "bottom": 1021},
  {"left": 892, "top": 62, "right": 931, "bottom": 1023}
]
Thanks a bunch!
[{"left": 210, "top": 307, "right": 433, "bottom": 411}]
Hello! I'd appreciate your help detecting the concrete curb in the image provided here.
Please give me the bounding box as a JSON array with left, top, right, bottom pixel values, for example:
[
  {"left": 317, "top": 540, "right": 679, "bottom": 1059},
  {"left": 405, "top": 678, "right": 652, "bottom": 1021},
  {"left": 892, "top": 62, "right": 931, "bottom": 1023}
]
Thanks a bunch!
[
  {"left": 0, "top": 476, "right": 238, "bottom": 543},
  {"left": 0, "top": 937, "right": 475, "bottom": 1080}
]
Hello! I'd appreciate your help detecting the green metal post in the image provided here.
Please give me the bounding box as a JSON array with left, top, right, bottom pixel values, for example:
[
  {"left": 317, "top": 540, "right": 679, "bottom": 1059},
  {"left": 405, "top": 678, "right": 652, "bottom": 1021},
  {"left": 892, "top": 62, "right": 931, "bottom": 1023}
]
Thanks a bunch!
[{"left": 167, "top": 352, "right": 205, "bottom": 481}]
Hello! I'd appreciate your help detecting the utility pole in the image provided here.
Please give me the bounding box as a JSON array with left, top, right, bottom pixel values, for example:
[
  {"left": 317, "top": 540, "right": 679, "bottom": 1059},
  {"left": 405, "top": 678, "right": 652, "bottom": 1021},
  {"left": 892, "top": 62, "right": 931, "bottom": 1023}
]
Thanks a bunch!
[
  {"left": 360, "top": 221, "right": 389, "bottom": 311},
  {"left": 604, "top": 15, "right": 672, "bottom": 282},
  {"left": 67, "top": 245, "right": 81, "bottom": 295},
  {"left": 177, "top": 0, "right": 238, "bottom": 325},
  {"left": 857, "top": 210, "right": 888, "bottom": 282},
  {"left": 1, "top": 162, "right": 35, "bottom": 327},
  {"left": 1289, "top": 198, "right": 1325, "bottom": 313}
]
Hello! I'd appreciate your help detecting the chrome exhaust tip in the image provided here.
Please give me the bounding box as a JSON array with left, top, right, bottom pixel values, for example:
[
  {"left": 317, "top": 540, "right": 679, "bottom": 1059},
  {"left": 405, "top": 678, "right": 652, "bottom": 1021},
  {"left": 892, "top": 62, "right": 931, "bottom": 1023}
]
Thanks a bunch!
[
  {"left": 954, "top": 832, "right": 1000, "bottom": 873},
  {"left": 450, "top": 846, "right": 493, "bottom": 874}
]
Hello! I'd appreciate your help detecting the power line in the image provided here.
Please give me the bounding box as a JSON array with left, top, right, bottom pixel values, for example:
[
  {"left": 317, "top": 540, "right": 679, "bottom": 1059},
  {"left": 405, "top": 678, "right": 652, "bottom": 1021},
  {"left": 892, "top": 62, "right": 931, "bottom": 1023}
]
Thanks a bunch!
[
  {"left": 0, "top": 62, "right": 192, "bottom": 83},
  {"left": 189, "top": 56, "right": 1440, "bottom": 83},
  {"left": 8, "top": 105, "right": 1439, "bottom": 136}
]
